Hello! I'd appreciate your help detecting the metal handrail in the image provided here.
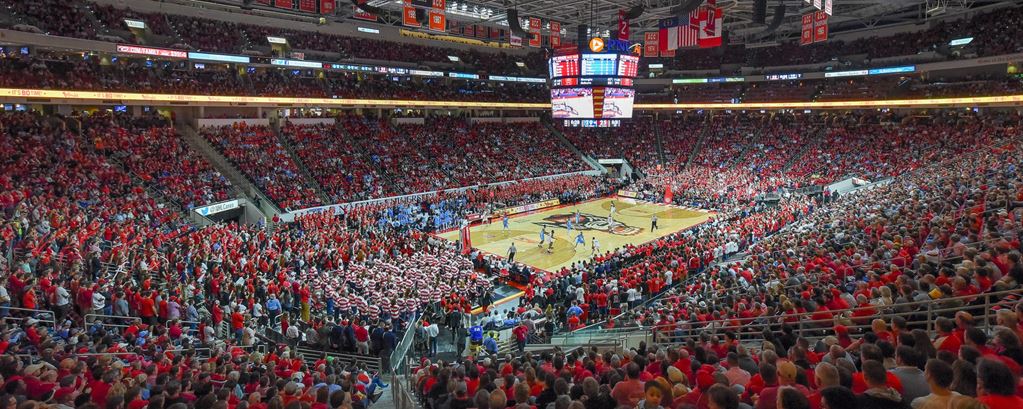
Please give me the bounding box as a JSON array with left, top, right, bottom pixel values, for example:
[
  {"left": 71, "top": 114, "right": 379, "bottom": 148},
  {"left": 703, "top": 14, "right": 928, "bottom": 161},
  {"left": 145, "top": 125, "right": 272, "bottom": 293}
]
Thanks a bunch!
[{"left": 555, "top": 288, "right": 1022, "bottom": 348}]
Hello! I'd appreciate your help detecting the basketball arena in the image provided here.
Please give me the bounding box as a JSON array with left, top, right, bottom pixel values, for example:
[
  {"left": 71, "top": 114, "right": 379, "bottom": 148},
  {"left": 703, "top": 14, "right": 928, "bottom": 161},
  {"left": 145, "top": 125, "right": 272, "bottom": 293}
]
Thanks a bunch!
[{"left": 1, "top": 1, "right": 1023, "bottom": 409}]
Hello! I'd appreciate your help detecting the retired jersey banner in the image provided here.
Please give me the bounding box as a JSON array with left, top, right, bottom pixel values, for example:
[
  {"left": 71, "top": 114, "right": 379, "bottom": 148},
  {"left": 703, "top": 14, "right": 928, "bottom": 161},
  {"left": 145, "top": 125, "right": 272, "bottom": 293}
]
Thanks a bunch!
[
  {"left": 432, "top": 0, "right": 445, "bottom": 8},
  {"left": 275, "top": 0, "right": 292, "bottom": 8},
  {"left": 824, "top": 0, "right": 833, "bottom": 15},
  {"left": 298, "top": 0, "right": 316, "bottom": 12},
  {"left": 800, "top": 13, "right": 814, "bottom": 45},
  {"left": 403, "top": 5, "right": 419, "bottom": 27},
  {"left": 697, "top": 7, "right": 723, "bottom": 48},
  {"left": 528, "top": 17, "right": 542, "bottom": 47},
  {"left": 429, "top": 10, "right": 446, "bottom": 31},
  {"left": 618, "top": 10, "right": 630, "bottom": 40},
  {"left": 644, "top": 32, "right": 659, "bottom": 57},
  {"left": 550, "top": 21, "right": 561, "bottom": 48},
  {"left": 814, "top": 11, "right": 829, "bottom": 43}
]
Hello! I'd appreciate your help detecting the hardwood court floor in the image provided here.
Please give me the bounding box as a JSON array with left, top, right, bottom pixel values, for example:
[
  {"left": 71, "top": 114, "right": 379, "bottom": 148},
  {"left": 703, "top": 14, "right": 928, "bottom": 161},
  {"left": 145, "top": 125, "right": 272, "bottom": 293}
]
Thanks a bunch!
[{"left": 438, "top": 197, "right": 715, "bottom": 272}]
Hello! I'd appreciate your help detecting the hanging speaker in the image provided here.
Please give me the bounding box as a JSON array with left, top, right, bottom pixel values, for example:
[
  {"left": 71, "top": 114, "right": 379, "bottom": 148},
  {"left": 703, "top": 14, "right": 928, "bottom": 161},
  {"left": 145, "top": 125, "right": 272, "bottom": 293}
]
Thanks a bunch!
[
  {"left": 758, "top": 1, "right": 786, "bottom": 35},
  {"left": 506, "top": 9, "right": 531, "bottom": 38},
  {"left": 752, "top": 0, "right": 767, "bottom": 24},
  {"left": 674, "top": 0, "right": 704, "bottom": 18},
  {"left": 624, "top": 5, "right": 645, "bottom": 20}
]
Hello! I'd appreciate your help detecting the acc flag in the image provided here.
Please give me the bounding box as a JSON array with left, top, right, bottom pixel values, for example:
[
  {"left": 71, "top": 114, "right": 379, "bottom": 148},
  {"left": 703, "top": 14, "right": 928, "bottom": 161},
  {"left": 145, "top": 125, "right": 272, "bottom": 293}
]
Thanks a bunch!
[
  {"left": 800, "top": 13, "right": 814, "bottom": 45},
  {"left": 428, "top": 10, "right": 446, "bottom": 31},
  {"left": 697, "top": 7, "right": 723, "bottom": 48},
  {"left": 550, "top": 21, "right": 561, "bottom": 48},
  {"left": 618, "top": 10, "right": 630, "bottom": 40},
  {"left": 644, "top": 32, "right": 659, "bottom": 57},
  {"left": 402, "top": 5, "right": 419, "bottom": 26},
  {"left": 528, "top": 17, "right": 542, "bottom": 47},
  {"left": 814, "top": 11, "right": 829, "bottom": 42}
]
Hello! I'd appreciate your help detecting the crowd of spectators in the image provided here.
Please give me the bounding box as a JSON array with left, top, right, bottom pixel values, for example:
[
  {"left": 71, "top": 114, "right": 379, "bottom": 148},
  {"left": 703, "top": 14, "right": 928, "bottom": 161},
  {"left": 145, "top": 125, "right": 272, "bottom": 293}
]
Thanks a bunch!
[
  {"left": 413, "top": 111, "right": 1023, "bottom": 409},
  {"left": 201, "top": 123, "right": 323, "bottom": 211},
  {"left": 82, "top": 112, "right": 234, "bottom": 210},
  {"left": 560, "top": 122, "right": 661, "bottom": 171}
]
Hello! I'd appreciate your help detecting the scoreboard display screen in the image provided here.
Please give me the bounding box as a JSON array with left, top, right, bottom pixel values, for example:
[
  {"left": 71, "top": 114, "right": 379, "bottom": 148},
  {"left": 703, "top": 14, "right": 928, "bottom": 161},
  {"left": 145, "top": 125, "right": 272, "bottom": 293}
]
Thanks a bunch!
[
  {"left": 551, "top": 88, "right": 595, "bottom": 119},
  {"left": 602, "top": 88, "right": 635, "bottom": 119},
  {"left": 581, "top": 54, "right": 617, "bottom": 76},
  {"left": 549, "top": 54, "right": 580, "bottom": 79},
  {"left": 549, "top": 41, "right": 640, "bottom": 127},
  {"left": 617, "top": 55, "right": 639, "bottom": 78}
]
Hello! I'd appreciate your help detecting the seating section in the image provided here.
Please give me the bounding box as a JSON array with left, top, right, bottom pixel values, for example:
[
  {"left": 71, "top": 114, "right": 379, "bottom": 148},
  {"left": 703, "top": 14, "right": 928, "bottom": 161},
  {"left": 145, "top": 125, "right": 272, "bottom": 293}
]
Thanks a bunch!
[
  {"left": 201, "top": 124, "right": 322, "bottom": 210},
  {"left": 85, "top": 114, "right": 234, "bottom": 210},
  {"left": 561, "top": 122, "right": 661, "bottom": 170}
]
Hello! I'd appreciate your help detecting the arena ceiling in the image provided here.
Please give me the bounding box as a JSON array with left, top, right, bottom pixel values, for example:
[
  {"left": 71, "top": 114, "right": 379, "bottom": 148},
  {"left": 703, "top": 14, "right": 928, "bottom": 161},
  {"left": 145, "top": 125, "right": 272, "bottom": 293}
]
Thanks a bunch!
[{"left": 363, "top": 0, "right": 1015, "bottom": 45}]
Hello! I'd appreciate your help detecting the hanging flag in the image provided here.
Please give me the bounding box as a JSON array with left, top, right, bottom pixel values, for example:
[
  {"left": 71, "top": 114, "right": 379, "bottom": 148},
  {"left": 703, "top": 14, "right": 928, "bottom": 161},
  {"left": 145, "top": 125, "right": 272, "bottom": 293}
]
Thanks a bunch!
[
  {"left": 644, "top": 32, "right": 659, "bottom": 57},
  {"left": 814, "top": 0, "right": 822, "bottom": 9},
  {"left": 465, "top": 25, "right": 475, "bottom": 37},
  {"left": 814, "top": 11, "right": 829, "bottom": 43},
  {"left": 698, "top": 7, "right": 723, "bottom": 48},
  {"left": 528, "top": 17, "right": 542, "bottom": 47},
  {"left": 402, "top": 5, "right": 419, "bottom": 27},
  {"left": 659, "top": 16, "right": 698, "bottom": 52},
  {"left": 550, "top": 21, "right": 561, "bottom": 47},
  {"left": 824, "top": 0, "right": 833, "bottom": 15},
  {"left": 510, "top": 32, "right": 523, "bottom": 47},
  {"left": 618, "top": 10, "right": 630, "bottom": 40},
  {"left": 432, "top": 0, "right": 445, "bottom": 8},
  {"left": 428, "top": 10, "right": 446, "bottom": 32},
  {"left": 800, "top": 13, "right": 814, "bottom": 45}
]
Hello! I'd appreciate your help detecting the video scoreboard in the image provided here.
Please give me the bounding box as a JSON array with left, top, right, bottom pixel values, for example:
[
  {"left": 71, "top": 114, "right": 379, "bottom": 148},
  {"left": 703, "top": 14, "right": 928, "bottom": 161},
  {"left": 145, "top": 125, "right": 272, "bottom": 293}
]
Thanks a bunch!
[{"left": 548, "top": 38, "right": 641, "bottom": 127}]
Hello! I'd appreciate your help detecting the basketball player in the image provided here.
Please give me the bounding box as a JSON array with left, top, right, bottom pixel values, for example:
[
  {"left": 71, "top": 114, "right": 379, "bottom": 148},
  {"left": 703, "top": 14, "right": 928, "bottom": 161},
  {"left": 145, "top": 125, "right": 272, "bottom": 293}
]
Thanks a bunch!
[
  {"left": 502, "top": 213, "right": 509, "bottom": 230},
  {"left": 574, "top": 208, "right": 581, "bottom": 225},
  {"left": 538, "top": 227, "right": 546, "bottom": 248},
  {"left": 482, "top": 208, "right": 491, "bottom": 228},
  {"left": 574, "top": 231, "right": 585, "bottom": 249},
  {"left": 591, "top": 237, "right": 600, "bottom": 255},
  {"left": 546, "top": 230, "right": 555, "bottom": 254},
  {"left": 566, "top": 217, "right": 573, "bottom": 235},
  {"left": 651, "top": 214, "right": 658, "bottom": 231}
]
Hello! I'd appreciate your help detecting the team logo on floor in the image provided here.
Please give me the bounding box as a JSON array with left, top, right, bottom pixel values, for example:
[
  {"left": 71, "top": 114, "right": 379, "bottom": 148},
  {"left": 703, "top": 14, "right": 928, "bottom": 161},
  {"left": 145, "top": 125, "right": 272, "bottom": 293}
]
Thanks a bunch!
[{"left": 535, "top": 213, "right": 642, "bottom": 236}]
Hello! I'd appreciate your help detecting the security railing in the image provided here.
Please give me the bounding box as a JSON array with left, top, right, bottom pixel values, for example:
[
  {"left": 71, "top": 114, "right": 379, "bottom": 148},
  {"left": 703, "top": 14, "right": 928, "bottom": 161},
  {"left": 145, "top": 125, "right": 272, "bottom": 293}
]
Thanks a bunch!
[{"left": 552, "top": 288, "right": 1023, "bottom": 349}]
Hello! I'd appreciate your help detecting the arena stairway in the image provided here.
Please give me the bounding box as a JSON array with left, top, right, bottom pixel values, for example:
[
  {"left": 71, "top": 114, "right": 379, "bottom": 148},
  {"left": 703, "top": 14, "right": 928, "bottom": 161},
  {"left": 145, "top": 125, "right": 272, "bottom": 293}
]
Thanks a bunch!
[
  {"left": 682, "top": 123, "right": 709, "bottom": 169},
  {"left": 177, "top": 123, "right": 283, "bottom": 218},
  {"left": 542, "top": 120, "right": 606, "bottom": 173},
  {"left": 272, "top": 124, "right": 332, "bottom": 205}
]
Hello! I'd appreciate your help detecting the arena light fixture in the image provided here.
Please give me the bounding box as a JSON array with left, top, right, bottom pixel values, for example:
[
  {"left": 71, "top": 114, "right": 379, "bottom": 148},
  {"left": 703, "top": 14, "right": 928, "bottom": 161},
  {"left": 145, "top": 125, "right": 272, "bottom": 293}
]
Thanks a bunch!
[
  {"left": 357, "top": 27, "right": 380, "bottom": 34},
  {"left": 515, "top": 61, "right": 526, "bottom": 67},
  {"left": 949, "top": 37, "right": 974, "bottom": 46},
  {"left": 3, "top": 88, "right": 1023, "bottom": 110},
  {"left": 266, "top": 36, "right": 288, "bottom": 44},
  {"left": 447, "top": 55, "right": 461, "bottom": 62}
]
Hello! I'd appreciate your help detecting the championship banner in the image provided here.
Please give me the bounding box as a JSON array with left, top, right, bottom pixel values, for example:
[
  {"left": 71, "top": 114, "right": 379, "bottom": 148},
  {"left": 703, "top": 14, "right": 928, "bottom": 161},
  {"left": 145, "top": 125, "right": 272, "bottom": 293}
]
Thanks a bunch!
[
  {"left": 402, "top": 5, "right": 419, "bottom": 27},
  {"left": 320, "top": 0, "right": 335, "bottom": 14},
  {"left": 298, "top": 0, "right": 316, "bottom": 12},
  {"left": 618, "top": 10, "right": 630, "bottom": 40},
  {"left": 432, "top": 0, "right": 445, "bottom": 8},
  {"left": 275, "top": 0, "right": 292, "bottom": 9},
  {"left": 800, "top": 13, "right": 814, "bottom": 45},
  {"left": 824, "top": 0, "right": 833, "bottom": 15},
  {"left": 465, "top": 25, "right": 475, "bottom": 37},
  {"left": 814, "top": 11, "right": 829, "bottom": 43},
  {"left": 428, "top": 10, "right": 446, "bottom": 32},
  {"left": 528, "top": 17, "right": 542, "bottom": 47},
  {"left": 644, "top": 32, "right": 659, "bottom": 57},
  {"left": 550, "top": 21, "right": 561, "bottom": 48},
  {"left": 813, "top": 0, "right": 822, "bottom": 9}
]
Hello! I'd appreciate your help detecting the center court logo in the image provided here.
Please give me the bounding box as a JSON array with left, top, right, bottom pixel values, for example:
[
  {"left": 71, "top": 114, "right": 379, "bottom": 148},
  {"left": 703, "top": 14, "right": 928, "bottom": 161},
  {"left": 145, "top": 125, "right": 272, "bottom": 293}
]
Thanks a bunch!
[{"left": 535, "top": 213, "right": 642, "bottom": 236}]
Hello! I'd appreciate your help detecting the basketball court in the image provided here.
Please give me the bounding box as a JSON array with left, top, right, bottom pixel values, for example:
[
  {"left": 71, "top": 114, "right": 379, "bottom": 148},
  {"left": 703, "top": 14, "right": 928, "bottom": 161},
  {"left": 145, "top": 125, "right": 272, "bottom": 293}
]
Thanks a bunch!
[{"left": 438, "top": 197, "right": 715, "bottom": 273}]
